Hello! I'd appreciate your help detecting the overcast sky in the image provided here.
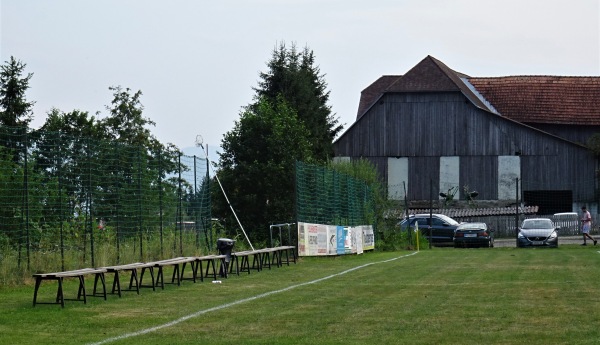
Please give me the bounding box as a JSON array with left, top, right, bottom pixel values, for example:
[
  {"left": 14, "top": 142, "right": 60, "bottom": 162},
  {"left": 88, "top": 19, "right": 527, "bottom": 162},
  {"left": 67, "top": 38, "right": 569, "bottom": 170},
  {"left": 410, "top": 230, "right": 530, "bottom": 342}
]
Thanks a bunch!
[{"left": 2, "top": 0, "right": 599, "bottom": 155}]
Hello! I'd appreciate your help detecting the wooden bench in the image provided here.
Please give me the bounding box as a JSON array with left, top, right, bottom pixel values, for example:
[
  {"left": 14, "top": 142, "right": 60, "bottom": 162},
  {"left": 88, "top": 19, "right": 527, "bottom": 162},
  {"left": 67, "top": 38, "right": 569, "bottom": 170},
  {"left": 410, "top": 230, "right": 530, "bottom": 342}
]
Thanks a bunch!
[
  {"left": 32, "top": 268, "right": 107, "bottom": 307},
  {"left": 230, "top": 250, "right": 264, "bottom": 275},
  {"left": 273, "top": 246, "right": 297, "bottom": 266},
  {"left": 193, "top": 255, "right": 228, "bottom": 281},
  {"left": 257, "top": 248, "right": 280, "bottom": 270},
  {"left": 102, "top": 262, "right": 156, "bottom": 297},
  {"left": 139, "top": 257, "right": 198, "bottom": 290}
]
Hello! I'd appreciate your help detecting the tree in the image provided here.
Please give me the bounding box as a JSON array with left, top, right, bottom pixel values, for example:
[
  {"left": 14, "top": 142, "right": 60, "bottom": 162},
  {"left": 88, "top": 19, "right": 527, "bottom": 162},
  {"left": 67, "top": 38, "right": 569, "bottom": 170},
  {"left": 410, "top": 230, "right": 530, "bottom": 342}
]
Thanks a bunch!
[
  {"left": 0, "top": 57, "right": 35, "bottom": 162},
  {"left": 254, "top": 42, "right": 343, "bottom": 161},
  {"left": 217, "top": 96, "right": 313, "bottom": 244},
  {"left": 0, "top": 56, "right": 34, "bottom": 128}
]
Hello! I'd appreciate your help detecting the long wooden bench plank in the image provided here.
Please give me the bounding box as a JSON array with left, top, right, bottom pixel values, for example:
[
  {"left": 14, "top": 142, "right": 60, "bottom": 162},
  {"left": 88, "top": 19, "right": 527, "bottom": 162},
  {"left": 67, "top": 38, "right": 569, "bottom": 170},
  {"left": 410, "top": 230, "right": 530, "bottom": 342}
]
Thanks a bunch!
[
  {"left": 139, "top": 257, "right": 197, "bottom": 290},
  {"left": 230, "top": 250, "right": 264, "bottom": 275},
  {"left": 102, "top": 262, "right": 155, "bottom": 297},
  {"left": 33, "top": 268, "right": 107, "bottom": 307},
  {"left": 194, "top": 255, "right": 228, "bottom": 281}
]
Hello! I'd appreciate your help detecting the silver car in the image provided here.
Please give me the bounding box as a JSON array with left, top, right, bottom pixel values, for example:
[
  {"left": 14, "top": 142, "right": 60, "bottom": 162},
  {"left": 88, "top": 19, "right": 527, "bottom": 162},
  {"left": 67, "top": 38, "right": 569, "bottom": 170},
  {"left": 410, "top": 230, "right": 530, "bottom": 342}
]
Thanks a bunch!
[{"left": 517, "top": 218, "right": 559, "bottom": 248}]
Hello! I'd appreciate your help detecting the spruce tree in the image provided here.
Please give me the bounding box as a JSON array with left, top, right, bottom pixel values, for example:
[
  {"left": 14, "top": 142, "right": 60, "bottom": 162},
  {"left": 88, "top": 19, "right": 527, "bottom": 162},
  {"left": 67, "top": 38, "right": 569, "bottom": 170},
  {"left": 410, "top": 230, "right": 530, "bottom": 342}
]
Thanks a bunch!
[{"left": 254, "top": 42, "right": 342, "bottom": 161}]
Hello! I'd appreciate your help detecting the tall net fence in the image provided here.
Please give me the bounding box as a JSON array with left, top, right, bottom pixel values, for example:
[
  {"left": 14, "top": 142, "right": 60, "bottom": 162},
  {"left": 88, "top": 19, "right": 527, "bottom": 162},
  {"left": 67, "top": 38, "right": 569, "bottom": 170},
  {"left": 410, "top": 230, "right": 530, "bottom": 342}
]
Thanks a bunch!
[
  {"left": 0, "top": 127, "right": 212, "bottom": 279},
  {"left": 295, "top": 161, "right": 376, "bottom": 226}
]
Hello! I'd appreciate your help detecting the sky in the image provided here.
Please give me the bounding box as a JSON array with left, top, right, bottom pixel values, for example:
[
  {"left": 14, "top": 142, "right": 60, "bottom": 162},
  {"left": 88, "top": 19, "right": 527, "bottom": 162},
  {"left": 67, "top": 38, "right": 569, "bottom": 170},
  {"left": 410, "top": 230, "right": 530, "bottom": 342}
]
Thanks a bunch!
[{"left": 1, "top": 0, "right": 599, "bottom": 158}]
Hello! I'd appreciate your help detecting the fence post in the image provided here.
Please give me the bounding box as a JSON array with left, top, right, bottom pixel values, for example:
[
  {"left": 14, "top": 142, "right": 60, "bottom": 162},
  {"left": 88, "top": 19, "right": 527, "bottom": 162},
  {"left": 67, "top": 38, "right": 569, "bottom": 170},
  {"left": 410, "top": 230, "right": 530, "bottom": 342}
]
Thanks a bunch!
[
  {"left": 138, "top": 147, "right": 143, "bottom": 261},
  {"left": 515, "top": 177, "right": 520, "bottom": 245},
  {"left": 58, "top": 132, "right": 65, "bottom": 271},
  {"left": 178, "top": 152, "right": 183, "bottom": 256},
  {"left": 194, "top": 156, "right": 199, "bottom": 249},
  {"left": 88, "top": 138, "right": 95, "bottom": 268},
  {"left": 24, "top": 129, "right": 30, "bottom": 270},
  {"left": 158, "top": 148, "right": 163, "bottom": 258}
]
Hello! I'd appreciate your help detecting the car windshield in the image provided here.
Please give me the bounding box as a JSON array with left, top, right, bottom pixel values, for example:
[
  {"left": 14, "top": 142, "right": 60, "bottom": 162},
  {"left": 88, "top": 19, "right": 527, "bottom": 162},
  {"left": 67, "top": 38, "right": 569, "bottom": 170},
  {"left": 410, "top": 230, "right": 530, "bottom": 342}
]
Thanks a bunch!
[{"left": 522, "top": 219, "right": 553, "bottom": 229}]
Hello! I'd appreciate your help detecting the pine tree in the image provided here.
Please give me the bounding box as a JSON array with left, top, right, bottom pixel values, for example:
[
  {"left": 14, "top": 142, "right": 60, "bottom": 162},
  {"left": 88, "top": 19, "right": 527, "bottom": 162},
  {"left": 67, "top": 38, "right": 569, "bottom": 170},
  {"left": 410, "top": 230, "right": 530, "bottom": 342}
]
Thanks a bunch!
[
  {"left": 254, "top": 42, "right": 343, "bottom": 161},
  {"left": 0, "top": 56, "right": 35, "bottom": 161}
]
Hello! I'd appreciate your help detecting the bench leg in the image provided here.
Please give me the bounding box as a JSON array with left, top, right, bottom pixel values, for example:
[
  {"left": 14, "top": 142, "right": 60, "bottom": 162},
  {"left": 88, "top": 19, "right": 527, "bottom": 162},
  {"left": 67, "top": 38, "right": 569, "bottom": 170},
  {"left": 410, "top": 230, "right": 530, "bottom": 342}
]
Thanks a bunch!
[
  {"left": 206, "top": 259, "right": 217, "bottom": 280},
  {"left": 112, "top": 272, "right": 121, "bottom": 296},
  {"left": 156, "top": 267, "right": 164, "bottom": 289},
  {"left": 98, "top": 273, "right": 106, "bottom": 300},
  {"left": 189, "top": 261, "right": 197, "bottom": 283},
  {"left": 92, "top": 273, "right": 106, "bottom": 300},
  {"left": 58, "top": 277, "right": 65, "bottom": 307},
  {"left": 170, "top": 264, "right": 180, "bottom": 286},
  {"left": 241, "top": 256, "right": 250, "bottom": 274},
  {"left": 33, "top": 277, "right": 42, "bottom": 307},
  {"left": 76, "top": 275, "right": 86, "bottom": 304},
  {"left": 130, "top": 269, "right": 140, "bottom": 294},
  {"left": 140, "top": 267, "right": 156, "bottom": 291},
  {"left": 197, "top": 260, "right": 204, "bottom": 282}
]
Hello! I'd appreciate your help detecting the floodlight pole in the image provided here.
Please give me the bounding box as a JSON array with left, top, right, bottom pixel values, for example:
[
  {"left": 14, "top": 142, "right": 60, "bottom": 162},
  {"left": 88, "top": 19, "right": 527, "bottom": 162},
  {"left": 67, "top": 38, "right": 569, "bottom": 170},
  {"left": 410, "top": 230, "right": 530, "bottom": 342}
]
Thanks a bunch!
[{"left": 196, "top": 136, "right": 255, "bottom": 251}]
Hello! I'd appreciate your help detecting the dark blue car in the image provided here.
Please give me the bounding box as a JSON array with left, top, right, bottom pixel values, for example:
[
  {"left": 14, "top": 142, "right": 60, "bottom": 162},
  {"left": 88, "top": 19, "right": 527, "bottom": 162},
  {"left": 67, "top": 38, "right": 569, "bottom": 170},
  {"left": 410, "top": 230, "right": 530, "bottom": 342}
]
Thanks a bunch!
[
  {"left": 399, "top": 214, "right": 460, "bottom": 243},
  {"left": 453, "top": 222, "right": 494, "bottom": 248}
]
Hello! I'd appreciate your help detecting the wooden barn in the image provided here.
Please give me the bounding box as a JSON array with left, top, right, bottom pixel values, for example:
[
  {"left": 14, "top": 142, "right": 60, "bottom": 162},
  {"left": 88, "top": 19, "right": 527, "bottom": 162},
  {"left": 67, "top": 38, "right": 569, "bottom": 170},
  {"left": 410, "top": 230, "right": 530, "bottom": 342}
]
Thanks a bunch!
[{"left": 333, "top": 56, "right": 600, "bottom": 214}]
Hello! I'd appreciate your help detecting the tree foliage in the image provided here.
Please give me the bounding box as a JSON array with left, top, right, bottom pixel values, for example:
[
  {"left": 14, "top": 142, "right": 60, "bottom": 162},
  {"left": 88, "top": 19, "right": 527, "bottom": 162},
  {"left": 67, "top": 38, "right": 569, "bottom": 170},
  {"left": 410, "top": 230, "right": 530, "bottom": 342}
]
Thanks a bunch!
[
  {"left": 254, "top": 42, "right": 343, "bottom": 161},
  {"left": 0, "top": 56, "right": 35, "bottom": 162},
  {"left": 216, "top": 43, "right": 342, "bottom": 244},
  {"left": 217, "top": 96, "right": 313, "bottom": 243},
  {"left": 0, "top": 56, "right": 34, "bottom": 128}
]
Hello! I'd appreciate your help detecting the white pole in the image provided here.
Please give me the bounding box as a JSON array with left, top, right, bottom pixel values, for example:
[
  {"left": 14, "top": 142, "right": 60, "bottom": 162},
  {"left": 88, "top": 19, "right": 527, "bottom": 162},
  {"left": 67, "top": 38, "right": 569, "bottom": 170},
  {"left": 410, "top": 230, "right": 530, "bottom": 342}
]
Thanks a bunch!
[{"left": 196, "top": 136, "right": 255, "bottom": 251}]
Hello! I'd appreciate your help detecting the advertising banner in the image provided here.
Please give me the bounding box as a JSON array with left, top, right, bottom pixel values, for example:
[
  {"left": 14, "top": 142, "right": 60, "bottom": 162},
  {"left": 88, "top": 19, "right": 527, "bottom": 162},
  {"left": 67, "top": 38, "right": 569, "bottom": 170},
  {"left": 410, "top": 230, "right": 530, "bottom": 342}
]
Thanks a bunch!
[{"left": 298, "top": 222, "right": 375, "bottom": 256}]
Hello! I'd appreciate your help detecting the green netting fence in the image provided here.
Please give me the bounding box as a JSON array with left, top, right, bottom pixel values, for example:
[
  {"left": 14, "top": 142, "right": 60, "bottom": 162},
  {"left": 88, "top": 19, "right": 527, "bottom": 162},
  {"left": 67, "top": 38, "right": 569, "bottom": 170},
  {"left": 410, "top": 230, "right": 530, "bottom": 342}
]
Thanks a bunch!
[
  {"left": 0, "top": 126, "right": 212, "bottom": 279},
  {"left": 295, "top": 161, "right": 376, "bottom": 227}
]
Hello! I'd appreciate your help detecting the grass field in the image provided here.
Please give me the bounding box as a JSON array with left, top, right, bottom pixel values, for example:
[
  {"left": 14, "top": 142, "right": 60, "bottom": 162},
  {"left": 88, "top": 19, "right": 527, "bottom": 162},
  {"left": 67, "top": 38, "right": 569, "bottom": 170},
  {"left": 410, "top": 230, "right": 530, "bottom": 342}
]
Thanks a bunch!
[{"left": 1, "top": 245, "right": 600, "bottom": 345}]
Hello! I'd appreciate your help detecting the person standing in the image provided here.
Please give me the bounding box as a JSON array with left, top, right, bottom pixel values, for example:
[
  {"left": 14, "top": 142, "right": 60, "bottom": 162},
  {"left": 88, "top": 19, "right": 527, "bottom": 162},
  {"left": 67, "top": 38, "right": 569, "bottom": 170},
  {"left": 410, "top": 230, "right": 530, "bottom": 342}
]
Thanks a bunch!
[{"left": 581, "top": 206, "right": 597, "bottom": 246}]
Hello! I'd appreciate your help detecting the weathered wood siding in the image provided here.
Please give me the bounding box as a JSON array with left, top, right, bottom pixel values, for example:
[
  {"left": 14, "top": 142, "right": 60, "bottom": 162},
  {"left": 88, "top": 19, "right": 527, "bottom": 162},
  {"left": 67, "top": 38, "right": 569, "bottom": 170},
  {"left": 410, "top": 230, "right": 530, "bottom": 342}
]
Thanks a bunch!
[{"left": 333, "top": 91, "right": 597, "bottom": 201}]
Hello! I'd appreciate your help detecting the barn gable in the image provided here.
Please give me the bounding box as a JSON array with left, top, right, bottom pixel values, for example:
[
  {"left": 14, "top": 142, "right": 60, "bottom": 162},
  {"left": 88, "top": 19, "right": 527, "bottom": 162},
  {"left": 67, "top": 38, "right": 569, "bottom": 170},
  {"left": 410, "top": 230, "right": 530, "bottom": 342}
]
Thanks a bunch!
[{"left": 333, "top": 56, "right": 598, "bottom": 212}]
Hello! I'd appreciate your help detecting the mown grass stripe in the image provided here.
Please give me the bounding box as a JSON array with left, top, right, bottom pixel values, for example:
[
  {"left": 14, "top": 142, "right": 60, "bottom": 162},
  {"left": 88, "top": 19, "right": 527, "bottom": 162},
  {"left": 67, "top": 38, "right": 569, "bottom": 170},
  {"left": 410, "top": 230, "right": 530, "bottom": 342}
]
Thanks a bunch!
[{"left": 88, "top": 252, "right": 418, "bottom": 345}]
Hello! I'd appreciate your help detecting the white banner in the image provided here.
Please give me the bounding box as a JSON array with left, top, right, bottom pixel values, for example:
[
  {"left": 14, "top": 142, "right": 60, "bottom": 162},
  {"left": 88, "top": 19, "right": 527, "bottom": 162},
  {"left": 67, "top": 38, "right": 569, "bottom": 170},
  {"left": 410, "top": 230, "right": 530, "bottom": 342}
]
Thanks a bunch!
[{"left": 297, "top": 222, "right": 375, "bottom": 256}]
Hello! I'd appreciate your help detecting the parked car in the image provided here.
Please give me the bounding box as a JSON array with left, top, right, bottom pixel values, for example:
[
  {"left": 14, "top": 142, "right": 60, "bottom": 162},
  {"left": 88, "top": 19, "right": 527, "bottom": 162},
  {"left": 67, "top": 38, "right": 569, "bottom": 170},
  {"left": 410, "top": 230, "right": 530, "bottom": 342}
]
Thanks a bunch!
[
  {"left": 517, "top": 218, "right": 559, "bottom": 248},
  {"left": 399, "top": 214, "right": 460, "bottom": 243},
  {"left": 552, "top": 212, "right": 579, "bottom": 236},
  {"left": 453, "top": 222, "right": 494, "bottom": 248}
]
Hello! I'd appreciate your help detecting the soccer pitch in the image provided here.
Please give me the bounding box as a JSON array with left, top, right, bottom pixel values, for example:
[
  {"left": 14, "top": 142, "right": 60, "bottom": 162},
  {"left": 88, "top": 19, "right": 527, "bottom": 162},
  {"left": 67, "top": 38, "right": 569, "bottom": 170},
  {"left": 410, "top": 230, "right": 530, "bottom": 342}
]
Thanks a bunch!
[{"left": 2, "top": 247, "right": 600, "bottom": 344}]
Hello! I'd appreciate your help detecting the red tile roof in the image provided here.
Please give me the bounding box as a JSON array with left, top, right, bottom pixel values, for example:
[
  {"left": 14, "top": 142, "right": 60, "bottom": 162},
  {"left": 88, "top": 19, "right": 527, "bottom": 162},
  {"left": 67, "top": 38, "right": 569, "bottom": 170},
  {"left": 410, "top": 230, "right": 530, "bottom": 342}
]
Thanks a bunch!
[
  {"left": 356, "top": 75, "right": 400, "bottom": 118},
  {"left": 468, "top": 76, "right": 600, "bottom": 125},
  {"left": 356, "top": 56, "right": 494, "bottom": 119},
  {"left": 355, "top": 56, "right": 600, "bottom": 126}
]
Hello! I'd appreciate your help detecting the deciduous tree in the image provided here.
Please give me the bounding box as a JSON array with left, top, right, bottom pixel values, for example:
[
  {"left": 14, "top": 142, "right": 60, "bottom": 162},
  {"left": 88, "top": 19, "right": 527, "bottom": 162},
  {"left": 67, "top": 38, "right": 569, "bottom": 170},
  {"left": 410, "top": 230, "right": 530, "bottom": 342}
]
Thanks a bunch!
[{"left": 217, "top": 96, "right": 313, "bottom": 243}]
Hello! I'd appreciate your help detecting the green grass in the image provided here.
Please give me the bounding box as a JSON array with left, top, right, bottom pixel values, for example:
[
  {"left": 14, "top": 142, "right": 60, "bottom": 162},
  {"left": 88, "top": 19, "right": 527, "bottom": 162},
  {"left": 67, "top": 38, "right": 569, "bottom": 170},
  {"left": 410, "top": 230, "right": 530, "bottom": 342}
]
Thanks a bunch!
[{"left": 1, "top": 245, "right": 600, "bottom": 344}]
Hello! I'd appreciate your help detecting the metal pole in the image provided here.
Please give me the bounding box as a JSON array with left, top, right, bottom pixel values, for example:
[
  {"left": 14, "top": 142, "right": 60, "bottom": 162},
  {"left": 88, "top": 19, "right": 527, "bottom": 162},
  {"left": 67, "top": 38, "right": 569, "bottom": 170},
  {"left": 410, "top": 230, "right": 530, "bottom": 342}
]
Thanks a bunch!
[
  {"left": 158, "top": 148, "right": 163, "bottom": 257},
  {"left": 197, "top": 141, "right": 254, "bottom": 251},
  {"left": 116, "top": 146, "right": 121, "bottom": 264},
  {"left": 25, "top": 130, "right": 30, "bottom": 270},
  {"left": 429, "top": 178, "right": 433, "bottom": 249},
  {"left": 138, "top": 147, "right": 143, "bottom": 261},
  {"left": 515, "top": 177, "right": 520, "bottom": 245},
  {"left": 58, "top": 133, "right": 65, "bottom": 271},
  {"left": 194, "top": 156, "right": 199, "bottom": 249},
  {"left": 178, "top": 153, "right": 183, "bottom": 256},
  {"left": 89, "top": 140, "right": 95, "bottom": 268}
]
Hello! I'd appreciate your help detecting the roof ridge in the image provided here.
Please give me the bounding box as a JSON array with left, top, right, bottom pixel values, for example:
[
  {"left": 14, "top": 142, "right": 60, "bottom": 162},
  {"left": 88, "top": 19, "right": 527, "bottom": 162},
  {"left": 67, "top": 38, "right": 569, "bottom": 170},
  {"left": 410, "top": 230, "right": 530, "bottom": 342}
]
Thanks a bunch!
[{"left": 470, "top": 75, "right": 600, "bottom": 79}]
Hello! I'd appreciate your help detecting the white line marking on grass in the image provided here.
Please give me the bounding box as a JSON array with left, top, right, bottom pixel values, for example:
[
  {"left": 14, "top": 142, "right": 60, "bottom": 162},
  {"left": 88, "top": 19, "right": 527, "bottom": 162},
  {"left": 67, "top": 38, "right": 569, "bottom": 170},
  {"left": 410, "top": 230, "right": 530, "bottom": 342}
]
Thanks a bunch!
[{"left": 88, "top": 251, "right": 418, "bottom": 345}]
